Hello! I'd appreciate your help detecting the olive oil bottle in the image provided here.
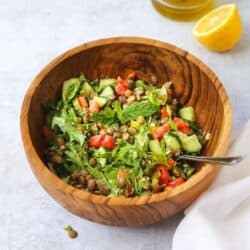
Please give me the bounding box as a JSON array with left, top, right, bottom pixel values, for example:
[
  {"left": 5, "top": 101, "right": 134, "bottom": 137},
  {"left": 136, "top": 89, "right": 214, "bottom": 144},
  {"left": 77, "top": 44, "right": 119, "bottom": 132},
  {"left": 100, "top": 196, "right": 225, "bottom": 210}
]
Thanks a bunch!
[{"left": 151, "top": 0, "right": 215, "bottom": 21}]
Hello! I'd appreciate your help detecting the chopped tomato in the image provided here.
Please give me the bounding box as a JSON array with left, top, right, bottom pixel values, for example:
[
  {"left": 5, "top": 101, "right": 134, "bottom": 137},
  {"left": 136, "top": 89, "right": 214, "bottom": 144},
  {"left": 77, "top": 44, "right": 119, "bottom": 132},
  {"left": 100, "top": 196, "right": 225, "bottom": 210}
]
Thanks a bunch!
[
  {"left": 152, "top": 124, "right": 170, "bottom": 139},
  {"left": 88, "top": 100, "right": 99, "bottom": 115},
  {"left": 77, "top": 96, "right": 88, "bottom": 108},
  {"left": 115, "top": 76, "right": 128, "bottom": 95},
  {"left": 161, "top": 106, "right": 169, "bottom": 121},
  {"left": 127, "top": 72, "right": 136, "bottom": 80},
  {"left": 88, "top": 135, "right": 104, "bottom": 148},
  {"left": 88, "top": 134, "right": 115, "bottom": 150},
  {"left": 43, "top": 125, "right": 53, "bottom": 141},
  {"left": 117, "top": 76, "right": 127, "bottom": 87},
  {"left": 115, "top": 83, "right": 127, "bottom": 95},
  {"left": 101, "top": 135, "right": 115, "bottom": 150},
  {"left": 173, "top": 117, "right": 190, "bottom": 134},
  {"left": 156, "top": 165, "right": 170, "bottom": 185},
  {"left": 167, "top": 177, "right": 184, "bottom": 188}
]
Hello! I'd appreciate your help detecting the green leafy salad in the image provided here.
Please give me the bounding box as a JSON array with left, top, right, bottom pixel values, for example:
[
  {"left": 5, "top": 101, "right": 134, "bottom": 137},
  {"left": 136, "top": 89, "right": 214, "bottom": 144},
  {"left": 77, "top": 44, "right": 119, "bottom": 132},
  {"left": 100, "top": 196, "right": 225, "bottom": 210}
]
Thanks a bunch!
[{"left": 43, "top": 72, "right": 210, "bottom": 197}]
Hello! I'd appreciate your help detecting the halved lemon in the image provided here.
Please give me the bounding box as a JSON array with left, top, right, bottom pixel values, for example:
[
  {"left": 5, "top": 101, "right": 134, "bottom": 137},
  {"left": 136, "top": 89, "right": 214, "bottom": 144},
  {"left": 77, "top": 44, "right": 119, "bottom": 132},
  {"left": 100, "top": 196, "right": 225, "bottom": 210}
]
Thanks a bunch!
[{"left": 193, "top": 4, "right": 243, "bottom": 52}]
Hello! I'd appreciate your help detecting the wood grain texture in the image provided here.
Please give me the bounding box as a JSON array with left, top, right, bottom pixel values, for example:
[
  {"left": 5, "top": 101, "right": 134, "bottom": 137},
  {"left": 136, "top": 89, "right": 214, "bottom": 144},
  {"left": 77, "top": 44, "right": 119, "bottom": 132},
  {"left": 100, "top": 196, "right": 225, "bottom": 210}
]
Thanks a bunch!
[{"left": 20, "top": 37, "right": 232, "bottom": 227}]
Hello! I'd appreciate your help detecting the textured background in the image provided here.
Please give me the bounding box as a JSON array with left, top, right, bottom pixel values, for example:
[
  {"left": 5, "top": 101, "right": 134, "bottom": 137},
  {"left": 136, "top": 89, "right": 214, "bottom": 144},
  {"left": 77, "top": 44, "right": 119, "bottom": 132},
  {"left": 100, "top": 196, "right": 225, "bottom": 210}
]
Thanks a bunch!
[{"left": 0, "top": 0, "right": 249, "bottom": 249}]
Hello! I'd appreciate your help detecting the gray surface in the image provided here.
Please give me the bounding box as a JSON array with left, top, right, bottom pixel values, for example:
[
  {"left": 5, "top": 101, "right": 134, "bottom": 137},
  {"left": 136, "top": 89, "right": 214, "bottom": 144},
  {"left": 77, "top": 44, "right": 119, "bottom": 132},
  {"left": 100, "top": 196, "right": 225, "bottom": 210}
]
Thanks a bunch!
[{"left": 0, "top": 0, "right": 249, "bottom": 249}]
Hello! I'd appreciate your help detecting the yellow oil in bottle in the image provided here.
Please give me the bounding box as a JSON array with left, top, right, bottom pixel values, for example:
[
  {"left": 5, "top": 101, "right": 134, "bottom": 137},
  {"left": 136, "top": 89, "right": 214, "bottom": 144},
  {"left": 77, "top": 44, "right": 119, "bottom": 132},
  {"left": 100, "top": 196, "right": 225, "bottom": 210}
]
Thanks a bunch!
[{"left": 151, "top": 0, "right": 215, "bottom": 21}]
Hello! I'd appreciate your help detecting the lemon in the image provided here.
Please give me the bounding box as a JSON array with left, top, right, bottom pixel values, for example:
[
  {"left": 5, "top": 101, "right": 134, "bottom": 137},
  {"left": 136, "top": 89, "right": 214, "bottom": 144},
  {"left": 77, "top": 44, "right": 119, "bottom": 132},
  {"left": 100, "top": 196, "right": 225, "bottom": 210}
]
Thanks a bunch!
[{"left": 193, "top": 4, "right": 243, "bottom": 51}]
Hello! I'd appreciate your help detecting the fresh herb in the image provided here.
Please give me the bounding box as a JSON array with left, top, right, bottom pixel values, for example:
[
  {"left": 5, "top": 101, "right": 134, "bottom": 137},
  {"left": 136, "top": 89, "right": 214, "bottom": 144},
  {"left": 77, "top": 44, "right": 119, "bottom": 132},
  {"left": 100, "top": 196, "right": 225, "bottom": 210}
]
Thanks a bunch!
[
  {"left": 64, "top": 225, "right": 74, "bottom": 232},
  {"left": 91, "top": 108, "right": 117, "bottom": 125},
  {"left": 52, "top": 116, "right": 85, "bottom": 146},
  {"left": 64, "top": 143, "right": 88, "bottom": 170},
  {"left": 122, "top": 102, "right": 159, "bottom": 123}
]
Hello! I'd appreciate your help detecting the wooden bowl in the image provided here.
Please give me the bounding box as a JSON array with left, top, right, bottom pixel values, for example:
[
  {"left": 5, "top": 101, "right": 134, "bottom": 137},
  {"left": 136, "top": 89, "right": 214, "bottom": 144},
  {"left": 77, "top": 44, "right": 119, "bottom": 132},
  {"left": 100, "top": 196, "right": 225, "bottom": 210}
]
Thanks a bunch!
[{"left": 20, "top": 37, "right": 232, "bottom": 227}]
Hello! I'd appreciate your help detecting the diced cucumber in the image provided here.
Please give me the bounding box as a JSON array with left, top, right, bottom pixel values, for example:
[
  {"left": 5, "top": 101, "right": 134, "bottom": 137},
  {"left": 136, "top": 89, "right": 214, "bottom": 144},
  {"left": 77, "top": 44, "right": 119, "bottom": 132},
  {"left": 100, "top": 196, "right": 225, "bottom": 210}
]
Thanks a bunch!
[
  {"left": 99, "top": 79, "right": 117, "bottom": 89},
  {"left": 62, "top": 78, "right": 81, "bottom": 103},
  {"left": 100, "top": 86, "right": 115, "bottom": 100},
  {"left": 149, "top": 139, "right": 165, "bottom": 163},
  {"left": 179, "top": 134, "right": 202, "bottom": 153},
  {"left": 179, "top": 107, "right": 196, "bottom": 122},
  {"left": 164, "top": 133, "right": 181, "bottom": 153},
  {"left": 80, "top": 81, "right": 94, "bottom": 96},
  {"left": 93, "top": 96, "right": 107, "bottom": 107}
]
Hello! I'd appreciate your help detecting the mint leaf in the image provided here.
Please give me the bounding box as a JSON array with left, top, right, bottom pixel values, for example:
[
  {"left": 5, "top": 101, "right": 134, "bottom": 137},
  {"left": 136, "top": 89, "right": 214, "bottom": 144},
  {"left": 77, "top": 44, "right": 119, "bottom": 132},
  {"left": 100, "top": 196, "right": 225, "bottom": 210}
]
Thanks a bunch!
[
  {"left": 122, "top": 102, "right": 158, "bottom": 123},
  {"left": 91, "top": 108, "right": 117, "bottom": 125}
]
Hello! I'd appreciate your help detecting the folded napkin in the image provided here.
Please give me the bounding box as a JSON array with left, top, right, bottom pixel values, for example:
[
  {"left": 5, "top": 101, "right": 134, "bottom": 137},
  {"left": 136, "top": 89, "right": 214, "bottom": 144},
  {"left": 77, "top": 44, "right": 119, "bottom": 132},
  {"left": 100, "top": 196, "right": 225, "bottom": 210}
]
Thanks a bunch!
[{"left": 172, "top": 121, "right": 250, "bottom": 250}]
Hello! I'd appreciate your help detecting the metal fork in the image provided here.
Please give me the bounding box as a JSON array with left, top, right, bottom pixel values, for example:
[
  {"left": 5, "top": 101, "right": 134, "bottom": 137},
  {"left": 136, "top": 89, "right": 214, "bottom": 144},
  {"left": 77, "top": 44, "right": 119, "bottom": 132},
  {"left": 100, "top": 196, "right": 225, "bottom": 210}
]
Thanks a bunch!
[{"left": 178, "top": 155, "right": 244, "bottom": 166}]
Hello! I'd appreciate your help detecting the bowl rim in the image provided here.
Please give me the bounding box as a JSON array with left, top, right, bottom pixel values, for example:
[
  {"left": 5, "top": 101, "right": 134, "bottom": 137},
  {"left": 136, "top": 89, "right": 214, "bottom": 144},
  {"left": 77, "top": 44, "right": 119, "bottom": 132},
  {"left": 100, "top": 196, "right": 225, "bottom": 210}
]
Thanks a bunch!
[{"left": 20, "top": 36, "right": 232, "bottom": 206}]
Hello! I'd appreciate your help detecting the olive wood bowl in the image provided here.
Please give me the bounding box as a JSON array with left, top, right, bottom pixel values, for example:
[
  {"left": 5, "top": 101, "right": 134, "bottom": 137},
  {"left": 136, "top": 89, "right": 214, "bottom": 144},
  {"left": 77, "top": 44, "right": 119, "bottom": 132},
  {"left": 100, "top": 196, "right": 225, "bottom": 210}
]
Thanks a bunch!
[{"left": 20, "top": 37, "right": 232, "bottom": 227}]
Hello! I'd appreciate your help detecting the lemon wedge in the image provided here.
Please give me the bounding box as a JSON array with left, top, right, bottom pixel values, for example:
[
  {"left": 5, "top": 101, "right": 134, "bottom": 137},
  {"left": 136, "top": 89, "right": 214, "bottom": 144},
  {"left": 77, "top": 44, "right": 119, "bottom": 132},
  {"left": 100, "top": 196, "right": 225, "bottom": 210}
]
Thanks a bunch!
[{"left": 193, "top": 4, "right": 243, "bottom": 51}]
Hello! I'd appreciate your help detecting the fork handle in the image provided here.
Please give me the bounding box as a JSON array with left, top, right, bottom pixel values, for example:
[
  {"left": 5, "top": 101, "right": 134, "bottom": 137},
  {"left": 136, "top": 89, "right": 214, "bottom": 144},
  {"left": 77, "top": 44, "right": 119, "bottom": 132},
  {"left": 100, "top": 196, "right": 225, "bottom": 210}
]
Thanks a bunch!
[{"left": 178, "top": 155, "right": 244, "bottom": 166}]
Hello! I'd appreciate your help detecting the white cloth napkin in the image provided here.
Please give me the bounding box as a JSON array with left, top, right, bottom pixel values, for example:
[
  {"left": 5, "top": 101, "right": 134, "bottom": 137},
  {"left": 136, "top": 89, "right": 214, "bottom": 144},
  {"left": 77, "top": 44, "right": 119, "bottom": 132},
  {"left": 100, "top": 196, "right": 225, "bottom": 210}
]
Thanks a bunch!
[{"left": 172, "top": 121, "right": 250, "bottom": 250}]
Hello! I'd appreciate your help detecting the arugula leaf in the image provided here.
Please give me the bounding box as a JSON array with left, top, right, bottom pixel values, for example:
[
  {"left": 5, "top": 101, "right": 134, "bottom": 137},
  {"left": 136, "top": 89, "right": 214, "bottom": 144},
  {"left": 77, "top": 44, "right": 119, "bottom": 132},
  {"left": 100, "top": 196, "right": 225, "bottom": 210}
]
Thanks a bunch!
[
  {"left": 122, "top": 102, "right": 159, "bottom": 123},
  {"left": 64, "top": 143, "right": 88, "bottom": 170},
  {"left": 61, "top": 106, "right": 77, "bottom": 123},
  {"left": 52, "top": 116, "right": 85, "bottom": 146},
  {"left": 103, "top": 167, "right": 120, "bottom": 197},
  {"left": 134, "top": 125, "right": 149, "bottom": 156},
  {"left": 91, "top": 108, "right": 117, "bottom": 125},
  {"left": 62, "top": 77, "right": 81, "bottom": 103},
  {"left": 125, "top": 165, "right": 144, "bottom": 195},
  {"left": 87, "top": 166, "right": 106, "bottom": 180}
]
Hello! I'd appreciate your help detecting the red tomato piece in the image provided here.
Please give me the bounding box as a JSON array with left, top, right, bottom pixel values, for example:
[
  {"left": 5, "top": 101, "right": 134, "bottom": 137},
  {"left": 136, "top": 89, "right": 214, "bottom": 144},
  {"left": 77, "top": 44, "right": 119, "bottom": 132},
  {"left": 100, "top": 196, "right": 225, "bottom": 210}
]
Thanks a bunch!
[
  {"left": 173, "top": 117, "right": 190, "bottom": 134},
  {"left": 88, "top": 100, "right": 99, "bottom": 115},
  {"left": 115, "top": 83, "right": 127, "bottom": 96},
  {"left": 161, "top": 106, "right": 169, "bottom": 121},
  {"left": 88, "top": 135, "right": 115, "bottom": 150},
  {"left": 115, "top": 76, "right": 128, "bottom": 95},
  {"left": 167, "top": 177, "right": 184, "bottom": 188},
  {"left": 117, "top": 76, "right": 127, "bottom": 87},
  {"left": 101, "top": 135, "right": 115, "bottom": 150},
  {"left": 156, "top": 165, "right": 170, "bottom": 185},
  {"left": 77, "top": 96, "right": 88, "bottom": 108},
  {"left": 152, "top": 124, "right": 170, "bottom": 139},
  {"left": 88, "top": 135, "right": 104, "bottom": 148}
]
